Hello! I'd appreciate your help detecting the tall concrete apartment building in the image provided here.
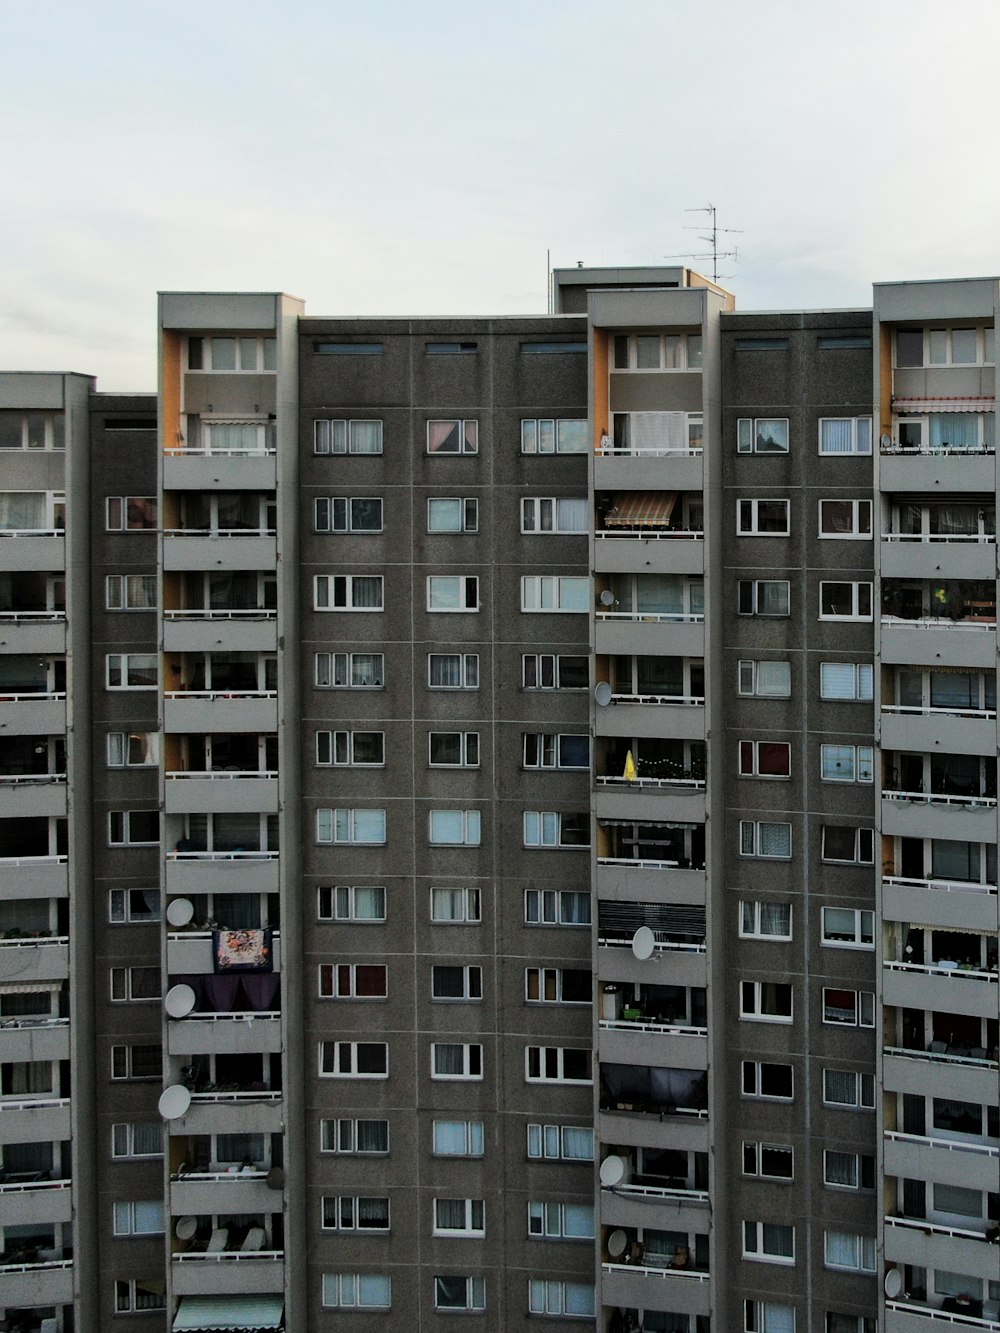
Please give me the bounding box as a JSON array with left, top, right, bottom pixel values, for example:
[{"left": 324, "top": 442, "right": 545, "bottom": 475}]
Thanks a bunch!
[{"left": 0, "top": 266, "right": 996, "bottom": 1333}]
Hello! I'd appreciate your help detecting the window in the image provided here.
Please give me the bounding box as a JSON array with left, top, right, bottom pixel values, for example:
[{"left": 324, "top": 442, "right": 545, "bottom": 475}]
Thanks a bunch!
[
  {"left": 737, "top": 499, "right": 790, "bottom": 535},
  {"left": 428, "top": 653, "right": 479, "bottom": 689},
  {"left": 433, "top": 1120, "right": 485, "bottom": 1157},
  {"left": 525, "top": 1046, "right": 592, "bottom": 1083},
  {"left": 820, "top": 744, "right": 873, "bottom": 783},
  {"left": 738, "top": 660, "right": 791, "bottom": 698},
  {"left": 427, "top": 497, "right": 478, "bottom": 533},
  {"left": 434, "top": 1198, "right": 485, "bottom": 1236},
  {"left": 821, "top": 907, "right": 874, "bottom": 948},
  {"left": 106, "top": 653, "right": 157, "bottom": 689},
  {"left": 0, "top": 410, "right": 63, "bottom": 450},
  {"left": 188, "top": 335, "right": 276, "bottom": 372},
  {"left": 738, "top": 741, "right": 791, "bottom": 778},
  {"left": 613, "top": 333, "right": 703, "bottom": 371},
  {"left": 743, "top": 1220, "right": 795, "bottom": 1264},
  {"left": 314, "top": 574, "right": 383, "bottom": 611},
  {"left": 427, "top": 575, "right": 479, "bottom": 611},
  {"left": 435, "top": 1276, "right": 485, "bottom": 1312},
  {"left": 738, "top": 580, "right": 790, "bottom": 616},
  {"left": 114, "top": 1280, "right": 166, "bottom": 1313},
  {"left": 821, "top": 825, "right": 874, "bottom": 864},
  {"left": 318, "top": 885, "right": 386, "bottom": 922},
  {"left": 319, "top": 1041, "right": 388, "bottom": 1078},
  {"left": 316, "top": 731, "right": 385, "bottom": 766},
  {"left": 432, "top": 1043, "right": 482, "bottom": 1080},
  {"left": 819, "top": 418, "right": 872, "bottom": 455},
  {"left": 520, "top": 419, "right": 588, "bottom": 454},
  {"left": 820, "top": 662, "right": 873, "bottom": 701},
  {"left": 113, "top": 1200, "right": 165, "bottom": 1236},
  {"left": 527, "top": 1124, "right": 595, "bottom": 1161},
  {"left": 823, "top": 1069, "right": 875, "bottom": 1109},
  {"left": 321, "top": 1196, "right": 390, "bottom": 1232},
  {"left": 523, "top": 811, "right": 589, "bottom": 848},
  {"left": 823, "top": 1151, "right": 875, "bottom": 1191},
  {"left": 522, "top": 654, "right": 588, "bottom": 690},
  {"left": 521, "top": 575, "right": 589, "bottom": 612},
  {"left": 826, "top": 1317, "right": 875, "bottom": 1333},
  {"left": 111, "top": 1122, "right": 163, "bottom": 1159},
  {"left": 521, "top": 497, "right": 589, "bottom": 533},
  {"left": 313, "top": 419, "right": 383, "bottom": 454},
  {"left": 745, "top": 1301, "right": 796, "bottom": 1333},
  {"left": 819, "top": 499, "right": 872, "bottom": 538},
  {"left": 522, "top": 734, "right": 590, "bottom": 769},
  {"left": 427, "top": 420, "right": 478, "bottom": 454},
  {"left": 106, "top": 496, "right": 157, "bottom": 530},
  {"left": 736, "top": 338, "right": 789, "bottom": 352},
  {"left": 320, "top": 1118, "right": 389, "bottom": 1155},
  {"left": 896, "top": 325, "right": 992, "bottom": 368},
  {"left": 429, "top": 809, "right": 481, "bottom": 846},
  {"left": 316, "top": 808, "right": 386, "bottom": 845},
  {"left": 742, "top": 1142, "right": 794, "bottom": 1180},
  {"left": 819, "top": 581, "right": 872, "bottom": 620},
  {"left": 430, "top": 887, "right": 481, "bottom": 923},
  {"left": 737, "top": 418, "right": 789, "bottom": 454},
  {"left": 525, "top": 889, "right": 590, "bottom": 927},
  {"left": 111, "top": 1044, "right": 162, "bottom": 1081},
  {"left": 319, "top": 964, "right": 388, "bottom": 999},
  {"left": 109, "top": 886, "right": 160, "bottom": 923},
  {"left": 823, "top": 1231, "right": 875, "bottom": 1273},
  {"left": 315, "top": 651, "right": 384, "bottom": 688},
  {"left": 0, "top": 1060, "right": 54, "bottom": 1096},
  {"left": 106, "top": 578, "right": 157, "bottom": 615},
  {"left": 740, "top": 981, "right": 793, "bottom": 1023},
  {"left": 426, "top": 341, "right": 477, "bottom": 354},
  {"left": 822, "top": 988, "right": 874, "bottom": 1028},
  {"left": 110, "top": 967, "right": 160, "bottom": 1002},
  {"left": 431, "top": 965, "right": 483, "bottom": 1001},
  {"left": 108, "top": 811, "right": 159, "bottom": 846},
  {"left": 742, "top": 1061, "right": 793, "bottom": 1100},
  {"left": 527, "top": 1201, "right": 595, "bottom": 1239},
  {"left": 609, "top": 409, "right": 704, "bottom": 454},
  {"left": 322, "top": 1274, "right": 392, "bottom": 1310},
  {"left": 314, "top": 497, "right": 383, "bottom": 533},
  {"left": 739, "top": 902, "right": 792, "bottom": 940},
  {"left": 528, "top": 1280, "right": 595, "bottom": 1319},
  {"left": 740, "top": 821, "right": 792, "bottom": 860},
  {"left": 107, "top": 732, "right": 159, "bottom": 767},
  {"left": 525, "top": 968, "right": 592, "bottom": 1005}
]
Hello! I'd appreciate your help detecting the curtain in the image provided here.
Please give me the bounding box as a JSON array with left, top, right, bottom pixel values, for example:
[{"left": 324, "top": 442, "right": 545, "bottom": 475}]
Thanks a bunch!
[
  {"left": 356, "top": 1120, "right": 388, "bottom": 1152},
  {"left": 821, "top": 419, "right": 853, "bottom": 453},
  {"left": 556, "top": 498, "right": 588, "bottom": 531},
  {"left": 202, "top": 975, "right": 240, "bottom": 1012},
  {"left": 824, "top": 1069, "right": 856, "bottom": 1105},
  {"left": 428, "top": 422, "right": 458, "bottom": 452},
  {"left": 759, "top": 903, "right": 789, "bottom": 934},
  {"left": 929, "top": 413, "right": 978, "bottom": 450},
  {"left": 0, "top": 494, "right": 44, "bottom": 531},
  {"left": 352, "top": 577, "right": 382, "bottom": 609},
  {"left": 435, "top": 1045, "right": 464, "bottom": 1076},
  {"left": 632, "top": 412, "right": 687, "bottom": 452},
  {"left": 240, "top": 975, "right": 279, "bottom": 1011},
  {"left": 561, "top": 1127, "right": 593, "bottom": 1160},
  {"left": 758, "top": 581, "right": 788, "bottom": 615},
  {"left": 435, "top": 1199, "right": 466, "bottom": 1229}
]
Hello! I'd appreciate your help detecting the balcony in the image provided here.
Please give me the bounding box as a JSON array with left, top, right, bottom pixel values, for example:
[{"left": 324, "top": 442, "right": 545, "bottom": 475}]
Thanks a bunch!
[
  {"left": 163, "top": 449, "right": 277, "bottom": 493},
  {"left": 601, "top": 1261, "right": 710, "bottom": 1318},
  {"left": 0, "top": 1021, "right": 69, "bottom": 1065},
  {"left": 171, "top": 1168, "right": 278, "bottom": 1216},
  {"left": 0, "top": 1175, "right": 72, "bottom": 1227},
  {"left": 163, "top": 531, "right": 277, "bottom": 571},
  {"left": 179, "top": 1092, "right": 284, "bottom": 1137},
  {"left": 882, "top": 534, "right": 996, "bottom": 581},
  {"left": 885, "top": 1296, "right": 1000, "bottom": 1330},
  {"left": 164, "top": 691, "right": 278, "bottom": 734},
  {"left": 0, "top": 939, "right": 67, "bottom": 986},
  {"left": 0, "top": 778, "right": 66, "bottom": 821},
  {"left": 595, "top": 445, "right": 704, "bottom": 495},
  {"left": 884, "top": 1215, "right": 999, "bottom": 1282},
  {"left": 0, "top": 860, "right": 67, "bottom": 901},
  {"left": 883, "top": 1046, "right": 999, "bottom": 1104},
  {"left": 884, "top": 1129, "right": 1000, "bottom": 1194},
  {"left": 597, "top": 941, "right": 706, "bottom": 991},
  {"left": 0, "top": 533, "right": 65, "bottom": 574},
  {"left": 0, "top": 1255, "right": 72, "bottom": 1307},
  {"left": 594, "top": 504, "right": 704, "bottom": 577},
  {"left": 0, "top": 617, "right": 65, "bottom": 656},
  {"left": 162, "top": 612, "right": 278, "bottom": 654},
  {"left": 172, "top": 1249, "right": 284, "bottom": 1297},
  {"left": 884, "top": 962, "right": 999, "bottom": 1019},
  {"left": 168, "top": 931, "right": 281, "bottom": 976},
  {"left": 168, "top": 1012, "right": 281, "bottom": 1058},
  {"left": 164, "top": 772, "right": 278, "bottom": 816},
  {"left": 0, "top": 1100, "right": 70, "bottom": 1146},
  {"left": 882, "top": 708, "right": 997, "bottom": 758},
  {"left": 166, "top": 853, "right": 279, "bottom": 896},
  {"left": 882, "top": 796, "right": 996, "bottom": 843},
  {"left": 0, "top": 694, "right": 66, "bottom": 738}
]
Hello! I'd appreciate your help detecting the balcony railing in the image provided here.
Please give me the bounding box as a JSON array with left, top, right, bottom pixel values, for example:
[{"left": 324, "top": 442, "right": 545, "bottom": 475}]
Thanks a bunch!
[
  {"left": 163, "top": 528, "right": 276, "bottom": 538},
  {"left": 885, "top": 1129, "right": 1000, "bottom": 1159},
  {"left": 0, "top": 1176, "right": 70, "bottom": 1193},
  {"left": 0, "top": 612, "right": 66, "bottom": 623},
  {"left": 602, "top": 1182, "right": 710, "bottom": 1204},
  {"left": 608, "top": 692, "right": 704, "bottom": 707},
  {"left": 882, "top": 532, "right": 997, "bottom": 544},
  {"left": 169, "top": 851, "right": 278, "bottom": 862},
  {"left": 884, "top": 1044, "right": 998, "bottom": 1068},
  {"left": 881, "top": 441, "right": 995, "bottom": 455},
  {"left": 166, "top": 771, "right": 278, "bottom": 781},
  {"left": 883, "top": 789, "right": 997, "bottom": 808},
  {"left": 596, "top": 856, "right": 704, "bottom": 872},
  {"left": 598, "top": 937, "right": 706, "bottom": 955},
  {"left": 162, "top": 609, "right": 276, "bottom": 621},
  {"left": 164, "top": 690, "right": 276, "bottom": 701},
  {"left": 596, "top": 774, "right": 704, "bottom": 791},
  {"left": 595, "top": 610, "right": 704, "bottom": 624},
  {"left": 0, "top": 1017, "right": 67, "bottom": 1031},
  {"left": 0, "top": 774, "right": 66, "bottom": 787},
  {"left": 164, "top": 446, "right": 276, "bottom": 458},
  {"left": 180, "top": 1012, "right": 279, "bottom": 1024},
  {"left": 885, "top": 960, "right": 998, "bottom": 983},
  {"left": 0, "top": 1097, "right": 69, "bottom": 1113},
  {"left": 601, "top": 1261, "right": 709, "bottom": 1281},
  {"left": 881, "top": 615, "right": 996, "bottom": 630},
  {"left": 189, "top": 1089, "right": 281, "bottom": 1103},
  {"left": 0, "top": 691, "right": 65, "bottom": 702},
  {"left": 886, "top": 1214, "right": 990, "bottom": 1243},
  {"left": 882, "top": 704, "right": 997, "bottom": 720},
  {"left": 173, "top": 1249, "right": 283, "bottom": 1263},
  {"left": 883, "top": 874, "right": 997, "bottom": 897},
  {"left": 595, "top": 529, "right": 705, "bottom": 541},
  {"left": 599, "top": 1019, "right": 708, "bottom": 1037},
  {"left": 0, "top": 1256, "right": 71, "bottom": 1274},
  {"left": 0, "top": 528, "right": 63, "bottom": 539},
  {"left": 171, "top": 1167, "right": 267, "bottom": 1182},
  {"left": 0, "top": 935, "right": 67, "bottom": 949},
  {"left": 596, "top": 442, "right": 703, "bottom": 458},
  {"left": 885, "top": 1298, "right": 1000, "bottom": 1329}
]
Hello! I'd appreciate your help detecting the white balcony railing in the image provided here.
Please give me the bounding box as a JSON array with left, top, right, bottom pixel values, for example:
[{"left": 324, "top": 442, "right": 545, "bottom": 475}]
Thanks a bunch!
[
  {"left": 883, "top": 790, "right": 997, "bottom": 808},
  {"left": 163, "top": 528, "right": 276, "bottom": 538},
  {"left": 164, "top": 690, "right": 276, "bottom": 701},
  {"left": 885, "top": 960, "right": 998, "bottom": 983},
  {"left": 601, "top": 1261, "right": 708, "bottom": 1281},
  {"left": 884, "top": 1045, "right": 998, "bottom": 1069},
  {"left": 599, "top": 1019, "right": 708, "bottom": 1037},
  {"left": 597, "top": 937, "right": 706, "bottom": 954},
  {"left": 882, "top": 704, "right": 997, "bottom": 720},
  {"left": 0, "top": 774, "right": 66, "bottom": 787},
  {"left": 883, "top": 874, "right": 997, "bottom": 897},
  {"left": 608, "top": 692, "right": 705, "bottom": 707},
  {"left": 594, "top": 529, "right": 705, "bottom": 541},
  {"left": 162, "top": 610, "right": 276, "bottom": 621},
  {"left": 0, "top": 692, "right": 66, "bottom": 703},
  {"left": 882, "top": 532, "right": 997, "bottom": 544},
  {"left": 884, "top": 1130, "right": 1000, "bottom": 1159},
  {"left": 596, "top": 775, "right": 705, "bottom": 791},
  {"left": 595, "top": 611, "right": 704, "bottom": 624},
  {"left": 165, "top": 771, "right": 278, "bottom": 781}
]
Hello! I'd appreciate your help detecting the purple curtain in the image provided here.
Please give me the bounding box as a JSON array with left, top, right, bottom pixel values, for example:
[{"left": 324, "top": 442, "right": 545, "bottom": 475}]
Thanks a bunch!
[
  {"left": 240, "top": 975, "right": 280, "bottom": 1012},
  {"left": 202, "top": 975, "right": 240, "bottom": 1012}
]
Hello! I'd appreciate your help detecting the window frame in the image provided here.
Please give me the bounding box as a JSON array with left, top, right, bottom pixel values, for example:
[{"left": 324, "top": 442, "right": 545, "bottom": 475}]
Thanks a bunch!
[
  {"left": 821, "top": 907, "right": 875, "bottom": 949},
  {"left": 320, "top": 1195, "right": 391, "bottom": 1233},
  {"left": 739, "top": 820, "right": 793, "bottom": 860},
  {"left": 524, "top": 1045, "right": 593, "bottom": 1084},
  {"left": 315, "top": 651, "right": 384, "bottom": 689},
  {"left": 821, "top": 987, "right": 875, "bottom": 1028},
  {"left": 320, "top": 1118, "right": 390, "bottom": 1156},
  {"left": 313, "top": 574, "right": 384, "bottom": 612},
  {"left": 823, "top": 1230, "right": 876, "bottom": 1273},
  {"left": 434, "top": 1276, "right": 486, "bottom": 1313},
  {"left": 105, "top": 574, "right": 157, "bottom": 611},
  {"left": 313, "top": 418, "right": 384, "bottom": 455},
  {"left": 522, "top": 733, "right": 590, "bottom": 770},
  {"left": 108, "top": 810, "right": 159, "bottom": 847},
  {"left": 113, "top": 1199, "right": 165, "bottom": 1237},
  {"left": 528, "top": 1279, "right": 596, "bottom": 1319},
  {"left": 319, "top": 1040, "right": 389, "bottom": 1080},
  {"left": 818, "top": 416, "right": 873, "bottom": 456},
  {"left": 823, "top": 1150, "right": 875, "bottom": 1192},
  {"left": 318, "top": 963, "right": 388, "bottom": 1000},
  {"left": 432, "top": 1119, "right": 485, "bottom": 1158},
  {"left": 743, "top": 1220, "right": 795, "bottom": 1265},
  {"left": 738, "top": 660, "right": 791, "bottom": 698},
  {"left": 522, "top": 811, "right": 590, "bottom": 850},
  {"left": 428, "top": 652, "right": 479, "bottom": 690},
  {"left": 819, "top": 743, "right": 874, "bottom": 784},
  {"left": 110, "top": 966, "right": 161, "bottom": 1003},
  {"left": 321, "top": 1273, "right": 392, "bottom": 1310},
  {"left": 428, "top": 809, "right": 482, "bottom": 846},
  {"left": 427, "top": 497, "right": 479, "bottom": 534},
  {"left": 818, "top": 499, "right": 873, "bottom": 539},
  {"left": 107, "top": 732, "right": 159, "bottom": 768},
  {"left": 431, "top": 1042, "right": 483, "bottom": 1081},
  {"left": 737, "top": 498, "right": 791, "bottom": 536},
  {"left": 316, "top": 730, "right": 385, "bottom": 768},
  {"left": 431, "top": 965, "right": 483, "bottom": 1002},
  {"left": 522, "top": 654, "right": 589, "bottom": 690},
  {"left": 520, "top": 418, "right": 589, "bottom": 455},
  {"left": 521, "top": 497, "right": 589, "bottom": 535},
  {"left": 821, "top": 825, "right": 875, "bottom": 865},
  {"left": 737, "top": 418, "right": 790, "bottom": 454},
  {"left": 430, "top": 886, "right": 482, "bottom": 924},
  {"left": 106, "top": 653, "right": 158, "bottom": 690},
  {"left": 741, "top": 1060, "right": 794, "bottom": 1101},
  {"left": 110, "top": 1121, "right": 163, "bottom": 1160},
  {"left": 433, "top": 1197, "right": 486, "bottom": 1238},
  {"left": 524, "top": 888, "right": 591, "bottom": 927},
  {"left": 819, "top": 662, "right": 873, "bottom": 701},
  {"left": 822, "top": 1069, "right": 876, "bottom": 1110},
  {"left": 818, "top": 581, "right": 873, "bottom": 621},
  {"left": 738, "top": 580, "right": 791, "bottom": 617},
  {"left": 316, "top": 808, "right": 387, "bottom": 846},
  {"left": 314, "top": 496, "right": 383, "bottom": 534},
  {"left": 426, "top": 574, "right": 480, "bottom": 612},
  {"left": 317, "top": 884, "right": 387, "bottom": 923},
  {"left": 740, "top": 980, "right": 793, "bottom": 1024},
  {"left": 526, "top": 1200, "right": 595, "bottom": 1241},
  {"left": 742, "top": 1141, "right": 794, "bottom": 1182},
  {"left": 426, "top": 419, "right": 479, "bottom": 455},
  {"left": 739, "top": 901, "right": 792, "bottom": 941},
  {"left": 738, "top": 740, "right": 792, "bottom": 779}
]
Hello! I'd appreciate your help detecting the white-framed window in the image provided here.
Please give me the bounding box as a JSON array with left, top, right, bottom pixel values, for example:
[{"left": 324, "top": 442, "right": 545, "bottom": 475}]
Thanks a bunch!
[
  {"left": 823, "top": 1231, "right": 875, "bottom": 1273},
  {"left": 430, "top": 886, "right": 481, "bottom": 923},
  {"left": 110, "top": 966, "right": 160, "bottom": 1002},
  {"left": 818, "top": 499, "right": 872, "bottom": 538},
  {"left": 609, "top": 409, "right": 704, "bottom": 453},
  {"left": 523, "top": 811, "right": 589, "bottom": 849},
  {"left": 522, "top": 654, "right": 588, "bottom": 690},
  {"left": 108, "top": 810, "right": 159, "bottom": 847},
  {"left": 896, "top": 325, "right": 993, "bottom": 368},
  {"left": 742, "top": 1142, "right": 794, "bottom": 1181},
  {"left": 822, "top": 988, "right": 874, "bottom": 1028},
  {"left": 427, "top": 420, "right": 478, "bottom": 454},
  {"left": 429, "top": 809, "right": 481, "bottom": 846},
  {"left": 738, "top": 660, "right": 791, "bottom": 698},
  {"left": 428, "top": 652, "right": 479, "bottom": 689},
  {"left": 113, "top": 1200, "right": 165, "bottom": 1236},
  {"left": 819, "top": 417, "right": 872, "bottom": 455},
  {"left": 527, "top": 1201, "right": 594, "bottom": 1240},
  {"left": 111, "top": 1044, "right": 162, "bottom": 1081},
  {"left": 737, "top": 499, "right": 790, "bottom": 535},
  {"left": 427, "top": 497, "right": 479, "bottom": 533},
  {"left": 737, "top": 418, "right": 789, "bottom": 454},
  {"left": 525, "top": 888, "right": 590, "bottom": 927},
  {"left": 114, "top": 1279, "right": 166, "bottom": 1314},
  {"left": 106, "top": 653, "right": 158, "bottom": 689},
  {"left": 318, "top": 963, "right": 388, "bottom": 999},
  {"left": 525, "top": 1046, "right": 592, "bottom": 1084},
  {"left": 528, "top": 1280, "right": 595, "bottom": 1319},
  {"left": 321, "top": 1273, "right": 392, "bottom": 1310},
  {"left": 522, "top": 733, "right": 590, "bottom": 769},
  {"left": 429, "top": 732, "right": 480, "bottom": 767},
  {"left": 110, "top": 887, "right": 159, "bottom": 923},
  {"left": 822, "top": 1069, "right": 875, "bottom": 1110},
  {"left": 105, "top": 574, "right": 157, "bottom": 611},
  {"left": 819, "top": 581, "right": 872, "bottom": 620},
  {"left": 427, "top": 574, "right": 479, "bottom": 611},
  {"left": 316, "top": 730, "right": 384, "bottom": 767},
  {"left": 743, "top": 1220, "right": 795, "bottom": 1264},
  {"left": 738, "top": 740, "right": 791, "bottom": 778},
  {"left": 520, "top": 418, "right": 588, "bottom": 454},
  {"left": 320, "top": 1118, "right": 389, "bottom": 1155},
  {"left": 820, "top": 662, "right": 873, "bottom": 701},
  {"left": 521, "top": 497, "right": 589, "bottom": 534},
  {"left": 187, "top": 335, "right": 276, "bottom": 373},
  {"left": 826, "top": 1317, "right": 875, "bottom": 1333},
  {"left": 613, "top": 333, "right": 703, "bottom": 372},
  {"left": 525, "top": 968, "right": 592, "bottom": 1005},
  {"left": 319, "top": 1041, "right": 388, "bottom": 1079},
  {"left": 318, "top": 885, "right": 386, "bottom": 922},
  {"left": 316, "top": 808, "right": 386, "bottom": 845},
  {"left": 739, "top": 902, "right": 792, "bottom": 940},
  {"left": 314, "top": 574, "right": 383, "bottom": 611},
  {"left": 107, "top": 732, "right": 159, "bottom": 767},
  {"left": 821, "top": 825, "right": 874, "bottom": 864},
  {"left": 431, "top": 965, "right": 483, "bottom": 1001},
  {"left": 432, "top": 1042, "right": 483, "bottom": 1080},
  {"left": 314, "top": 496, "right": 383, "bottom": 533},
  {"left": 821, "top": 907, "right": 874, "bottom": 948},
  {"left": 111, "top": 1122, "right": 163, "bottom": 1159},
  {"left": 742, "top": 1061, "right": 793, "bottom": 1100},
  {"left": 521, "top": 575, "right": 590, "bottom": 613},
  {"left": 315, "top": 651, "right": 384, "bottom": 688},
  {"left": 313, "top": 419, "right": 383, "bottom": 455},
  {"left": 740, "top": 820, "right": 792, "bottom": 860},
  {"left": 0, "top": 410, "right": 64, "bottom": 451},
  {"left": 0, "top": 1060, "right": 55, "bottom": 1097},
  {"left": 434, "top": 1276, "right": 485, "bottom": 1312},
  {"left": 321, "top": 1195, "right": 390, "bottom": 1232},
  {"left": 746, "top": 1301, "right": 796, "bottom": 1333},
  {"left": 823, "top": 1151, "right": 875, "bottom": 1191},
  {"left": 740, "top": 981, "right": 793, "bottom": 1023},
  {"left": 433, "top": 1119, "right": 485, "bottom": 1157},
  {"left": 106, "top": 496, "right": 157, "bottom": 530},
  {"left": 738, "top": 580, "right": 790, "bottom": 616},
  {"left": 434, "top": 1198, "right": 485, "bottom": 1237},
  {"left": 527, "top": 1124, "right": 595, "bottom": 1161},
  {"left": 820, "top": 744, "right": 873, "bottom": 783}
]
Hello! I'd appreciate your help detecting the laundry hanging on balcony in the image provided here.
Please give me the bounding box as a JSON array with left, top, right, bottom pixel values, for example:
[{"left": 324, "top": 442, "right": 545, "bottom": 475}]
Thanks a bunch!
[{"left": 213, "top": 928, "right": 272, "bottom": 972}]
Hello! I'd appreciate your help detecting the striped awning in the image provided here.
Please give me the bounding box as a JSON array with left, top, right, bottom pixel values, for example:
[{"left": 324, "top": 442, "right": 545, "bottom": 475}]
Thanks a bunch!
[
  {"left": 599, "top": 901, "right": 706, "bottom": 936},
  {"left": 172, "top": 1296, "right": 284, "bottom": 1332},
  {"left": 893, "top": 396, "right": 995, "bottom": 413},
  {"left": 604, "top": 492, "right": 677, "bottom": 528}
]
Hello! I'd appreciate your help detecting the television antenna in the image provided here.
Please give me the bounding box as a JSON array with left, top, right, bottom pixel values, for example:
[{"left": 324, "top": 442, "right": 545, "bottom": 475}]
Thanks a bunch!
[{"left": 664, "top": 203, "right": 741, "bottom": 283}]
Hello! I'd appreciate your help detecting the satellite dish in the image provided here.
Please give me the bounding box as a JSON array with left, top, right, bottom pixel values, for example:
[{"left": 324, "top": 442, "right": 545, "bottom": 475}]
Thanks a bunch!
[
  {"left": 884, "top": 1268, "right": 903, "bottom": 1299},
  {"left": 165, "top": 984, "right": 196, "bottom": 1019},
  {"left": 880, "top": 433, "right": 892, "bottom": 450},
  {"left": 595, "top": 681, "right": 613, "bottom": 707},
  {"left": 166, "top": 897, "right": 194, "bottom": 927},
  {"left": 599, "top": 589, "right": 615, "bottom": 606},
  {"left": 175, "top": 1215, "right": 197, "bottom": 1241},
  {"left": 632, "top": 926, "right": 656, "bottom": 960},
  {"left": 600, "top": 1154, "right": 626, "bottom": 1187},
  {"left": 607, "top": 1228, "right": 628, "bottom": 1259},
  {"left": 158, "top": 1084, "right": 192, "bottom": 1121},
  {"left": 265, "top": 1166, "right": 286, "bottom": 1190}
]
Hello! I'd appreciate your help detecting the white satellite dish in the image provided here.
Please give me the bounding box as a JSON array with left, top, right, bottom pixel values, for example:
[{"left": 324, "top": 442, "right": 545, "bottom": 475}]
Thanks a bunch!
[
  {"left": 600, "top": 1154, "right": 626, "bottom": 1187},
  {"left": 166, "top": 897, "right": 194, "bottom": 927},
  {"left": 158, "top": 1084, "right": 192, "bottom": 1120},
  {"left": 599, "top": 589, "right": 615, "bottom": 606},
  {"left": 884, "top": 1268, "right": 903, "bottom": 1299},
  {"left": 607, "top": 1228, "right": 628, "bottom": 1259},
  {"left": 594, "top": 681, "right": 613, "bottom": 707},
  {"left": 175, "top": 1215, "right": 197, "bottom": 1241},
  {"left": 165, "top": 984, "right": 196, "bottom": 1019},
  {"left": 632, "top": 926, "right": 656, "bottom": 960}
]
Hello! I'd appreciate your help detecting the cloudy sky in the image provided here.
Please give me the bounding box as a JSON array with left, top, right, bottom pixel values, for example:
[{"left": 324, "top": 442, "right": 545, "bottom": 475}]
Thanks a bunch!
[{"left": 3, "top": 0, "right": 1000, "bottom": 389}]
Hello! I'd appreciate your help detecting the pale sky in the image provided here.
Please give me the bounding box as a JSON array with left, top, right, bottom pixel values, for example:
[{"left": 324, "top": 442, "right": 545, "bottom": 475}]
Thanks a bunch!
[{"left": 4, "top": 0, "right": 1000, "bottom": 390}]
